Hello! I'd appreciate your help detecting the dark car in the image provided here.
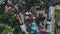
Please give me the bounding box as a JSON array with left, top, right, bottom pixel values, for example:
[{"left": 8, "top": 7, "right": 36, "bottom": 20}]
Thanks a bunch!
[
  {"left": 47, "top": 12, "right": 51, "bottom": 21},
  {"left": 47, "top": 7, "right": 52, "bottom": 21},
  {"left": 47, "top": 13, "right": 51, "bottom": 21}
]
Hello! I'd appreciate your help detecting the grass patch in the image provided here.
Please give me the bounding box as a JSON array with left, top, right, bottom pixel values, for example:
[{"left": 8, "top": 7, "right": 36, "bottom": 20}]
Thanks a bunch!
[
  {"left": 55, "top": 9, "right": 60, "bottom": 30},
  {"left": 55, "top": 9, "right": 60, "bottom": 14},
  {"left": 55, "top": 9, "right": 60, "bottom": 20}
]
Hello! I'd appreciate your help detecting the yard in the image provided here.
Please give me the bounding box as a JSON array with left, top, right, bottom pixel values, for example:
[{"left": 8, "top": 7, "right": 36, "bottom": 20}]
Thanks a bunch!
[
  {"left": 54, "top": 9, "right": 60, "bottom": 33},
  {"left": 55, "top": 9, "right": 60, "bottom": 21}
]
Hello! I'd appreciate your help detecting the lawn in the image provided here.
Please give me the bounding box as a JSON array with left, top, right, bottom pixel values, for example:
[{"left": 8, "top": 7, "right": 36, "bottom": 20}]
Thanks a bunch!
[
  {"left": 54, "top": 9, "right": 60, "bottom": 33},
  {"left": 55, "top": 9, "right": 60, "bottom": 20},
  {"left": 55, "top": 9, "right": 60, "bottom": 14},
  {"left": 55, "top": 9, "right": 60, "bottom": 31}
]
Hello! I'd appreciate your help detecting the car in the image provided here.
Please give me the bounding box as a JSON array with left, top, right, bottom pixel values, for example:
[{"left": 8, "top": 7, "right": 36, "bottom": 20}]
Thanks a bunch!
[
  {"left": 39, "top": 24, "right": 45, "bottom": 29},
  {"left": 47, "top": 13, "right": 51, "bottom": 21},
  {"left": 20, "top": 24, "right": 27, "bottom": 33},
  {"left": 46, "top": 21, "right": 52, "bottom": 34},
  {"left": 20, "top": 24, "right": 29, "bottom": 34},
  {"left": 31, "top": 21, "right": 39, "bottom": 34},
  {"left": 45, "top": 5, "right": 49, "bottom": 14},
  {"left": 25, "top": 11, "right": 31, "bottom": 16},
  {"left": 47, "top": 7, "right": 54, "bottom": 21},
  {"left": 49, "top": 6, "right": 54, "bottom": 18},
  {"left": 47, "top": 7, "right": 52, "bottom": 21},
  {"left": 47, "top": 6, "right": 54, "bottom": 21}
]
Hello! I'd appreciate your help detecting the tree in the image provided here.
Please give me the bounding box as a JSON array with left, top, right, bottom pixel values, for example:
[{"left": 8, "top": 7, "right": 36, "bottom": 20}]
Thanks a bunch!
[
  {"left": 0, "top": 14, "right": 20, "bottom": 34},
  {"left": 24, "top": 0, "right": 46, "bottom": 11}
]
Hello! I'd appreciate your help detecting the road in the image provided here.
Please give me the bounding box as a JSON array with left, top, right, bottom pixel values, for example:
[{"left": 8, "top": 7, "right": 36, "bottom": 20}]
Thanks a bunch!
[{"left": 51, "top": 6, "right": 55, "bottom": 34}]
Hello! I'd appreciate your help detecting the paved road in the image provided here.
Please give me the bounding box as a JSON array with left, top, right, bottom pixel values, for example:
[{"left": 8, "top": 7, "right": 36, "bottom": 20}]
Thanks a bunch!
[{"left": 50, "top": 6, "right": 55, "bottom": 34}]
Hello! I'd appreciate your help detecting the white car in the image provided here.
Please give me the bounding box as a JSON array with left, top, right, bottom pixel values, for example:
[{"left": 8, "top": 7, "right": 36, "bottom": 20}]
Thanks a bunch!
[
  {"left": 25, "top": 11, "right": 31, "bottom": 15},
  {"left": 46, "top": 22, "right": 53, "bottom": 33},
  {"left": 20, "top": 24, "right": 27, "bottom": 33},
  {"left": 49, "top": 6, "right": 54, "bottom": 18},
  {"left": 47, "top": 6, "right": 54, "bottom": 21}
]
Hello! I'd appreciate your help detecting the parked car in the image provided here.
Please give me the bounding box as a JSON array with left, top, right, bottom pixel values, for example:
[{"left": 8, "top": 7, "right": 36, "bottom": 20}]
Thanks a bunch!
[
  {"left": 45, "top": 5, "right": 49, "bottom": 14},
  {"left": 46, "top": 21, "right": 52, "bottom": 34},
  {"left": 31, "top": 21, "right": 39, "bottom": 34},
  {"left": 47, "top": 32, "right": 51, "bottom": 34},
  {"left": 39, "top": 24, "right": 45, "bottom": 29},
  {"left": 20, "top": 23, "right": 27, "bottom": 34},
  {"left": 47, "top": 7, "right": 52, "bottom": 21},
  {"left": 24, "top": 11, "right": 32, "bottom": 24},
  {"left": 47, "top": 13, "right": 51, "bottom": 21},
  {"left": 49, "top": 6, "right": 54, "bottom": 18},
  {"left": 46, "top": 6, "right": 54, "bottom": 21}
]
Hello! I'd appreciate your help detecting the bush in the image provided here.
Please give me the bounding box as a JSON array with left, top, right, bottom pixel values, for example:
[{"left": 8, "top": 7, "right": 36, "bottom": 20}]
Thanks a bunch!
[
  {"left": 0, "top": 14, "right": 20, "bottom": 34},
  {"left": 0, "top": 24, "right": 12, "bottom": 34}
]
